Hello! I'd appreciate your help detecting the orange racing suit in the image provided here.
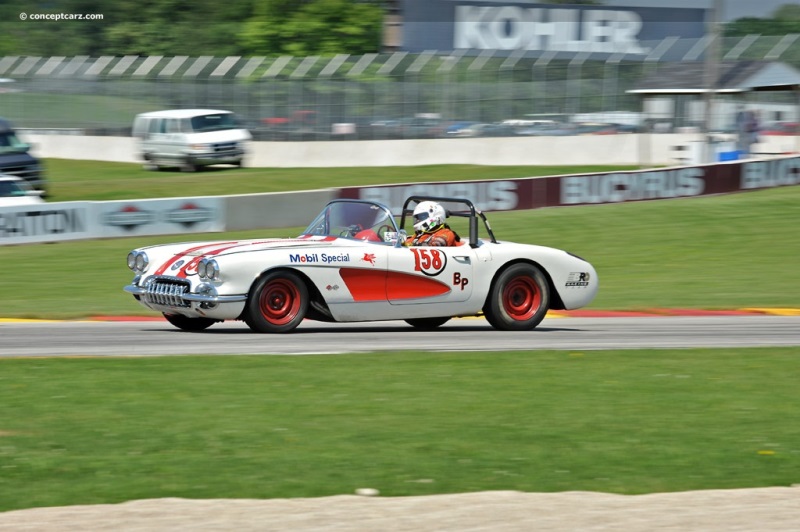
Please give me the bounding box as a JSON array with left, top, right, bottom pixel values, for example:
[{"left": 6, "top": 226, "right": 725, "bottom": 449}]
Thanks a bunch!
[{"left": 404, "top": 225, "right": 459, "bottom": 247}]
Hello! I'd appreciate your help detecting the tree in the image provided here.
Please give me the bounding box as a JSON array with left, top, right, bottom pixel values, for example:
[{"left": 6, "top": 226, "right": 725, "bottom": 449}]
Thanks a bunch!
[
  {"left": 724, "top": 4, "right": 800, "bottom": 37},
  {"left": 773, "top": 4, "right": 800, "bottom": 21},
  {"left": 240, "top": 0, "right": 383, "bottom": 56}
]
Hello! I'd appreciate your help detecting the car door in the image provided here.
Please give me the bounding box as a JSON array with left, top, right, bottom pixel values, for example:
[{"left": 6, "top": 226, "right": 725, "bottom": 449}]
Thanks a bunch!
[
  {"left": 144, "top": 117, "right": 179, "bottom": 162},
  {"left": 164, "top": 118, "right": 184, "bottom": 160},
  {"left": 386, "top": 244, "right": 474, "bottom": 304},
  {"left": 319, "top": 245, "right": 391, "bottom": 305},
  {"left": 141, "top": 118, "right": 163, "bottom": 159}
]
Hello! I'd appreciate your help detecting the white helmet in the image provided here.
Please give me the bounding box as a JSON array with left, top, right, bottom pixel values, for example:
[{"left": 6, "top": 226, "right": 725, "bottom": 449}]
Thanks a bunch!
[{"left": 412, "top": 201, "right": 447, "bottom": 233}]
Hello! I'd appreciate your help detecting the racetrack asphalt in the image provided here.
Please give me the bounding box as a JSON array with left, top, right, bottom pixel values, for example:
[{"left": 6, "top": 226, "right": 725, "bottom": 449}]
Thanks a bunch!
[
  {"left": 3, "top": 314, "right": 800, "bottom": 357},
  {"left": 1, "top": 307, "right": 798, "bottom": 323}
]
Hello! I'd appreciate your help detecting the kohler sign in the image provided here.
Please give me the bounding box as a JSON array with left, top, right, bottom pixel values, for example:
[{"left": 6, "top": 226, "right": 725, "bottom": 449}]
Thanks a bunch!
[
  {"left": 402, "top": 1, "right": 707, "bottom": 57},
  {"left": 455, "top": 5, "right": 647, "bottom": 54}
]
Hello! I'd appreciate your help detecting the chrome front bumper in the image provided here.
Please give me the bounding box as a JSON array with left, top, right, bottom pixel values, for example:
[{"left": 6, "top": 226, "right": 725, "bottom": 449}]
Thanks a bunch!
[{"left": 125, "top": 276, "right": 247, "bottom": 309}]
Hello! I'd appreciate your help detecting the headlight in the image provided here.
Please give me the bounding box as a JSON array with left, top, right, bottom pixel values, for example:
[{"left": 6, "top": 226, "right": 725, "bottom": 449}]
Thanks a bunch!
[
  {"left": 135, "top": 252, "right": 148, "bottom": 272},
  {"left": 127, "top": 250, "right": 149, "bottom": 273},
  {"left": 198, "top": 258, "right": 219, "bottom": 280},
  {"left": 189, "top": 143, "right": 211, "bottom": 151}
]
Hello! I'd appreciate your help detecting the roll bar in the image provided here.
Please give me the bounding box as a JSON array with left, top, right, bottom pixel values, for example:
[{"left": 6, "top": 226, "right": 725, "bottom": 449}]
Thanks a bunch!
[{"left": 399, "top": 196, "right": 497, "bottom": 247}]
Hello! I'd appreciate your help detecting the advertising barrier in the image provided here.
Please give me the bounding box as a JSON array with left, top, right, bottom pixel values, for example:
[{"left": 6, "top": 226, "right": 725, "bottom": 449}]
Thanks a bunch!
[
  {"left": 338, "top": 156, "right": 800, "bottom": 213},
  {"left": 0, "top": 202, "right": 92, "bottom": 245},
  {"left": 2, "top": 156, "right": 798, "bottom": 246},
  {"left": 95, "top": 198, "right": 223, "bottom": 238},
  {"left": 1, "top": 197, "right": 224, "bottom": 246}
]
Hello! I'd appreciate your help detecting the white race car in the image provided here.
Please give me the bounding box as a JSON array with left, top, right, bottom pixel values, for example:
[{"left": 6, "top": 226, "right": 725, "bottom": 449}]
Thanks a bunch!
[{"left": 124, "top": 196, "right": 598, "bottom": 332}]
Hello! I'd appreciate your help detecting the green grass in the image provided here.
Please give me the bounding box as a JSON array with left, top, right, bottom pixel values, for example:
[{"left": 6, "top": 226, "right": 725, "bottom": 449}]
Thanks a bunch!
[
  {"left": 2, "top": 183, "right": 798, "bottom": 318},
  {"left": 0, "top": 349, "right": 797, "bottom": 511},
  {"left": 0, "top": 93, "right": 158, "bottom": 130},
  {"left": 44, "top": 158, "right": 639, "bottom": 202}
]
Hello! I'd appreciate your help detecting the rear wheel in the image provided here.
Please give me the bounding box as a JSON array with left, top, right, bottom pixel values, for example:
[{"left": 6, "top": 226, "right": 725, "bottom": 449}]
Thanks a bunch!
[
  {"left": 163, "top": 313, "right": 217, "bottom": 331},
  {"left": 244, "top": 271, "right": 308, "bottom": 333},
  {"left": 405, "top": 317, "right": 451, "bottom": 330},
  {"left": 483, "top": 263, "right": 550, "bottom": 331}
]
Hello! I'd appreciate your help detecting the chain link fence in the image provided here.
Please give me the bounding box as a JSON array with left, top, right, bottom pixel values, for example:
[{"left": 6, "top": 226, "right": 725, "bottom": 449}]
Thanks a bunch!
[{"left": 0, "top": 34, "right": 798, "bottom": 140}]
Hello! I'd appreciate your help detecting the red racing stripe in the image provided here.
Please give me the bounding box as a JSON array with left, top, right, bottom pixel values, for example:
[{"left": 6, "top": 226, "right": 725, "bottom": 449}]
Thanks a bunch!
[
  {"left": 175, "top": 240, "right": 282, "bottom": 278},
  {"left": 153, "top": 242, "right": 238, "bottom": 276}
]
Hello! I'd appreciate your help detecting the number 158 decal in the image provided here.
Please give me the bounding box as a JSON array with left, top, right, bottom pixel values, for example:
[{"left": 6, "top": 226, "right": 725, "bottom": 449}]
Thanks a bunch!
[{"left": 410, "top": 248, "right": 447, "bottom": 276}]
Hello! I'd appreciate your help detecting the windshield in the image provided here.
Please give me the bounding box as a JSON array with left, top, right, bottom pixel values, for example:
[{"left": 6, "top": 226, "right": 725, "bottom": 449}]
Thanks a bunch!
[
  {"left": 189, "top": 113, "right": 239, "bottom": 132},
  {"left": 0, "top": 131, "right": 30, "bottom": 154},
  {"left": 302, "top": 200, "right": 400, "bottom": 243},
  {"left": 0, "top": 179, "right": 30, "bottom": 197}
]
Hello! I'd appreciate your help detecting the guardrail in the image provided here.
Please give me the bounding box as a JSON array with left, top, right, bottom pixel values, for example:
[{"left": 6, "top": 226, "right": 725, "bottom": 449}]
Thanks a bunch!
[{"left": 20, "top": 132, "right": 800, "bottom": 168}]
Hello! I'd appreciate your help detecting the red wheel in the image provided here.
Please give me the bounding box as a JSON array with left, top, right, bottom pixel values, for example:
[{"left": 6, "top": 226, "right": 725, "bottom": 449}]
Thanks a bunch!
[
  {"left": 244, "top": 271, "right": 308, "bottom": 333},
  {"left": 259, "top": 278, "right": 302, "bottom": 325},
  {"left": 502, "top": 276, "right": 542, "bottom": 321},
  {"left": 484, "top": 263, "right": 550, "bottom": 331}
]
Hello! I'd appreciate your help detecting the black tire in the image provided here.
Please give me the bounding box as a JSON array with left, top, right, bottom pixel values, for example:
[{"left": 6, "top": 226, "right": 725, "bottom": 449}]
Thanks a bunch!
[
  {"left": 163, "top": 313, "right": 217, "bottom": 331},
  {"left": 483, "top": 263, "right": 550, "bottom": 331},
  {"left": 405, "top": 317, "right": 451, "bottom": 330},
  {"left": 244, "top": 271, "right": 308, "bottom": 333},
  {"left": 181, "top": 158, "right": 198, "bottom": 172}
]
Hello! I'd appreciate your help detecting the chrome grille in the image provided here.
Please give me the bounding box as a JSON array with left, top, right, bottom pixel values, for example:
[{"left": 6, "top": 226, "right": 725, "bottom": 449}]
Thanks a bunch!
[
  {"left": 212, "top": 141, "right": 238, "bottom": 154},
  {"left": 143, "top": 276, "right": 191, "bottom": 308},
  {"left": 1, "top": 164, "right": 43, "bottom": 187}
]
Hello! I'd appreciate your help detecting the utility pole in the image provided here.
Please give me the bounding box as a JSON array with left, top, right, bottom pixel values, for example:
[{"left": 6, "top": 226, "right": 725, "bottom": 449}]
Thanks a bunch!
[{"left": 703, "top": 0, "right": 723, "bottom": 162}]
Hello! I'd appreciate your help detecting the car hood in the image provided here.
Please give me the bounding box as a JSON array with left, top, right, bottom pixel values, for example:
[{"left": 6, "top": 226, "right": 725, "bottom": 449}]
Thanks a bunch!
[
  {"left": 0, "top": 196, "right": 44, "bottom": 207},
  {"left": 186, "top": 129, "right": 252, "bottom": 142},
  {"left": 142, "top": 236, "right": 356, "bottom": 276},
  {"left": 145, "top": 236, "right": 342, "bottom": 259}
]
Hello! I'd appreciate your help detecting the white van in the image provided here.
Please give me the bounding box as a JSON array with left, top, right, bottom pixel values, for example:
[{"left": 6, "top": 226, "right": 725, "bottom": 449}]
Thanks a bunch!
[{"left": 132, "top": 109, "right": 251, "bottom": 172}]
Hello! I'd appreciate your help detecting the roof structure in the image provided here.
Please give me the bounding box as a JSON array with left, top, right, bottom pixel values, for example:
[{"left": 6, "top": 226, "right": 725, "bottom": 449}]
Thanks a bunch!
[{"left": 628, "top": 61, "right": 800, "bottom": 94}]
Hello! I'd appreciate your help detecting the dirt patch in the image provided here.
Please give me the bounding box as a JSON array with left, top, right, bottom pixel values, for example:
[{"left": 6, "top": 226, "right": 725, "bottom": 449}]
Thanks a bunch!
[{"left": 1, "top": 488, "right": 799, "bottom": 531}]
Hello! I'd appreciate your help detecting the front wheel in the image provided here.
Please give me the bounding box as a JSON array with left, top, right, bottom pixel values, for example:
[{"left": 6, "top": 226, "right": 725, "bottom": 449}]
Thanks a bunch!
[
  {"left": 244, "top": 271, "right": 308, "bottom": 333},
  {"left": 163, "top": 313, "right": 217, "bottom": 331},
  {"left": 483, "top": 263, "right": 550, "bottom": 331},
  {"left": 405, "top": 317, "right": 451, "bottom": 330},
  {"left": 181, "top": 158, "right": 198, "bottom": 172}
]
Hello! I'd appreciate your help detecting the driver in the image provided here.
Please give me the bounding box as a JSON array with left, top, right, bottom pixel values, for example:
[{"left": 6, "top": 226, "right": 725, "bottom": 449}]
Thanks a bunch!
[{"left": 404, "top": 201, "right": 459, "bottom": 247}]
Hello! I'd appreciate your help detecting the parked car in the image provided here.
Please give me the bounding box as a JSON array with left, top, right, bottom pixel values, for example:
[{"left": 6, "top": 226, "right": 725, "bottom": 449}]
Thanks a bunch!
[
  {"left": 124, "top": 196, "right": 598, "bottom": 333},
  {"left": 0, "top": 174, "right": 44, "bottom": 207},
  {"left": 132, "top": 109, "right": 251, "bottom": 172},
  {"left": 476, "top": 122, "right": 517, "bottom": 137},
  {"left": 516, "top": 121, "right": 576, "bottom": 136},
  {"left": 575, "top": 122, "right": 619, "bottom": 135},
  {"left": 0, "top": 118, "right": 46, "bottom": 195},
  {"left": 444, "top": 121, "right": 481, "bottom": 137}
]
